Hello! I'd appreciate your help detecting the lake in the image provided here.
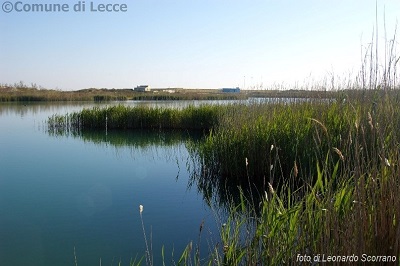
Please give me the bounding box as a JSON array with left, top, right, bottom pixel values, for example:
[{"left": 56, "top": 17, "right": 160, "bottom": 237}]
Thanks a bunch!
[{"left": 0, "top": 101, "right": 228, "bottom": 266}]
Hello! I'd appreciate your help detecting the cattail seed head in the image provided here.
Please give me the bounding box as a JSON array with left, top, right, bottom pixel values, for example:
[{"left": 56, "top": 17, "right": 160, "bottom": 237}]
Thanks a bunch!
[
  {"left": 294, "top": 161, "right": 298, "bottom": 178},
  {"left": 333, "top": 147, "right": 344, "bottom": 161},
  {"left": 268, "top": 182, "right": 275, "bottom": 194},
  {"left": 368, "top": 112, "right": 373, "bottom": 130}
]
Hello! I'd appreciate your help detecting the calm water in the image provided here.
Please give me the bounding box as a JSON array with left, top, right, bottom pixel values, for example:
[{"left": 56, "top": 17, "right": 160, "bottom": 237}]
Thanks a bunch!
[{"left": 0, "top": 101, "right": 225, "bottom": 266}]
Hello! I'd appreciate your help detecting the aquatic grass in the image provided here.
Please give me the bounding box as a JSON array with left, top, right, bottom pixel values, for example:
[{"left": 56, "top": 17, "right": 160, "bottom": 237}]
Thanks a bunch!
[
  {"left": 193, "top": 101, "right": 343, "bottom": 195},
  {"left": 72, "top": 248, "right": 144, "bottom": 266},
  {"left": 48, "top": 104, "right": 225, "bottom": 133},
  {"left": 139, "top": 205, "right": 153, "bottom": 266},
  {"left": 193, "top": 90, "right": 400, "bottom": 197},
  {"left": 181, "top": 90, "right": 400, "bottom": 264},
  {"left": 206, "top": 150, "right": 400, "bottom": 264}
]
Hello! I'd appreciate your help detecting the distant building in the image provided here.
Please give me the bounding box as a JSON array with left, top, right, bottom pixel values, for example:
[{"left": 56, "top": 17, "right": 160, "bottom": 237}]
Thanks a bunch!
[
  {"left": 134, "top": 85, "right": 150, "bottom": 92},
  {"left": 222, "top": 87, "right": 240, "bottom": 93}
]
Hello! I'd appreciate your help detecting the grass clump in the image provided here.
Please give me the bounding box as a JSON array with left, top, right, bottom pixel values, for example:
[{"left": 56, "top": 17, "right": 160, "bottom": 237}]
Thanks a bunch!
[
  {"left": 205, "top": 138, "right": 400, "bottom": 264},
  {"left": 192, "top": 90, "right": 400, "bottom": 196}
]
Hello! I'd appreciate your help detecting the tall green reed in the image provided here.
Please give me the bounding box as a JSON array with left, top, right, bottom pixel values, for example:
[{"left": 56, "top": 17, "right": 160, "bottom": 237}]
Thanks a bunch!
[{"left": 48, "top": 104, "right": 224, "bottom": 133}]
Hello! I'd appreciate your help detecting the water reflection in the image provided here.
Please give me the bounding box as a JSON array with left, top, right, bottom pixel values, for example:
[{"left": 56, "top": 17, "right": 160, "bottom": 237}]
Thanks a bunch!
[
  {"left": 48, "top": 127, "right": 202, "bottom": 156},
  {"left": 186, "top": 146, "right": 258, "bottom": 211},
  {"left": 47, "top": 125, "right": 252, "bottom": 212}
]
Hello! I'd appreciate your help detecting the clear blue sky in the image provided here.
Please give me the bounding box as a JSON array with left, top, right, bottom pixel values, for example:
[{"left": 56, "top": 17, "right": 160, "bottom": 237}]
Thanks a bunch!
[{"left": 1, "top": 0, "right": 399, "bottom": 90}]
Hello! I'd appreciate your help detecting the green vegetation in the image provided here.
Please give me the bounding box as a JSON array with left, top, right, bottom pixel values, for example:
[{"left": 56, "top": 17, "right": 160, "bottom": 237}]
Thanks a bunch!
[
  {"left": 48, "top": 104, "right": 222, "bottom": 133},
  {"left": 185, "top": 91, "right": 400, "bottom": 264},
  {"left": 49, "top": 90, "right": 400, "bottom": 264},
  {"left": 190, "top": 91, "right": 396, "bottom": 198}
]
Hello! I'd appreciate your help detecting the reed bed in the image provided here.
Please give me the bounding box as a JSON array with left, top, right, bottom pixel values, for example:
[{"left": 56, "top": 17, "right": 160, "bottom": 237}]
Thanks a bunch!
[
  {"left": 182, "top": 90, "right": 400, "bottom": 265},
  {"left": 189, "top": 91, "right": 400, "bottom": 192},
  {"left": 48, "top": 104, "right": 223, "bottom": 133}
]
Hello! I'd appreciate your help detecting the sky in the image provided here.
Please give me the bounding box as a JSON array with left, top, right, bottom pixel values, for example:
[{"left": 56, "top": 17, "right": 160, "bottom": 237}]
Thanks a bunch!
[{"left": 0, "top": 0, "right": 399, "bottom": 90}]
